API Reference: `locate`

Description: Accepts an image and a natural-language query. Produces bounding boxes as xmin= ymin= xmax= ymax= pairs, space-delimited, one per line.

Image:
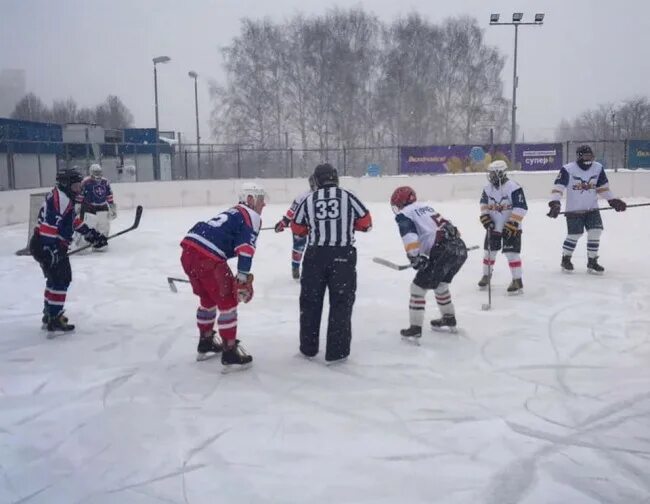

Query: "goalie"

xmin=76 ymin=163 xmax=116 ymax=250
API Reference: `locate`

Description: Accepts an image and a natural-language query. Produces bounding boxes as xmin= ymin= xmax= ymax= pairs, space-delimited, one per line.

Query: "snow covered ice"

xmin=1 ymin=199 xmax=649 ymax=504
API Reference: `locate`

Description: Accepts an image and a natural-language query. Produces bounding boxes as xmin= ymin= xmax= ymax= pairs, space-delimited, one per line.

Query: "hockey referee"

xmin=291 ymin=163 xmax=372 ymax=363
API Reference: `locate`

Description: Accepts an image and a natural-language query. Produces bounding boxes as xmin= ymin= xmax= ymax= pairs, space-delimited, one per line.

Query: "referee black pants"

xmin=299 ymin=246 xmax=357 ymax=361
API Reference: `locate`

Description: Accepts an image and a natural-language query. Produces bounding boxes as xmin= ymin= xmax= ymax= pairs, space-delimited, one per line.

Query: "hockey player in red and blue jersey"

xmin=180 ymin=182 xmax=266 ymax=369
xmin=274 ymin=175 xmax=316 ymax=279
xmin=77 ymin=163 xmax=116 ymax=250
xmin=29 ymin=169 xmax=108 ymax=335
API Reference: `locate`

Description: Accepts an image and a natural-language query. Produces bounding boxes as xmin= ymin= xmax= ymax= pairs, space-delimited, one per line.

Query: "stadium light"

xmin=152 ymin=56 xmax=171 ymax=180
xmin=188 ymin=71 xmax=201 ymax=168
xmin=488 ymin=15 xmax=544 ymax=169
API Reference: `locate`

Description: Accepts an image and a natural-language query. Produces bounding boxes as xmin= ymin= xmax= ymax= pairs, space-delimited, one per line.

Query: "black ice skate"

xmin=587 ymin=257 xmax=605 ymax=275
xmin=561 ymin=255 xmax=574 ymax=272
xmin=196 ymin=331 xmax=223 ymax=361
xmin=221 ymin=340 xmax=253 ymax=371
xmin=507 ymin=278 xmax=524 ymax=294
xmin=430 ymin=314 xmax=457 ymax=333
xmin=292 ymin=266 xmax=300 ymax=280
xmin=400 ymin=325 xmax=422 ymax=339
xmin=47 ymin=313 xmax=75 ymax=338
xmin=478 ymin=274 xmax=491 ymax=289
xmin=42 ymin=311 xmax=68 ymax=330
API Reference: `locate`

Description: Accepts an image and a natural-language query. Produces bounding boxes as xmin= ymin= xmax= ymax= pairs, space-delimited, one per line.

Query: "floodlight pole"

xmin=489 ymin=18 xmax=543 ymax=170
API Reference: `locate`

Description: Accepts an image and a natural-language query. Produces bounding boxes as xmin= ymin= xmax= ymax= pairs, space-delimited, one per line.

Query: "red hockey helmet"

xmin=390 ymin=186 xmax=417 ymax=214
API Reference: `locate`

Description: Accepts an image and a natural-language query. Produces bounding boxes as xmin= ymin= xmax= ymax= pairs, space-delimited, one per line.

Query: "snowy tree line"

xmin=556 ymin=97 xmax=650 ymax=141
xmin=10 ymin=94 xmax=133 ymax=130
xmin=210 ymin=9 xmax=510 ymax=150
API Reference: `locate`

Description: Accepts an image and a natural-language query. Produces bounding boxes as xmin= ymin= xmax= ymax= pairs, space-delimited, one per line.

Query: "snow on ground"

xmin=1 ymin=198 xmax=649 ymax=504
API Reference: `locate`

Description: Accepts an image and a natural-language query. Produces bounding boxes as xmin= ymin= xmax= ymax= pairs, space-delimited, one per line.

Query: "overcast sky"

xmin=2 ymin=0 xmax=648 ymax=143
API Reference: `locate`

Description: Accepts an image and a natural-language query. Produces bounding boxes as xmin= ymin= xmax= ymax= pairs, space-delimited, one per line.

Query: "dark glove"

xmin=42 ymin=244 xmax=61 ymax=268
xmin=479 ymin=214 xmax=494 ymax=230
xmin=275 ymin=217 xmax=289 ymax=233
xmin=608 ymin=198 xmax=626 ymax=212
xmin=85 ymin=228 xmax=108 ymax=248
xmin=409 ymin=254 xmax=429 ymax=271
xmin=547 ymin=201 xmax=561 ymax=218
xmin=503 ymin=220 xmax=520 ymax=239
xmin=236 ymin=272 xmax=254 ymax=303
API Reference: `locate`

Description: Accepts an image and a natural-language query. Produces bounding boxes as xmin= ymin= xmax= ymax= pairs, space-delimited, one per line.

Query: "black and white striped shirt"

xmin=294 ymin=187 xmax=370 ymax=247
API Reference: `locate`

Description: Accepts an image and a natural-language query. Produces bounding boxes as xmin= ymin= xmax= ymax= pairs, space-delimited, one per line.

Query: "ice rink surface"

xmin=1 ymin=198 xmax=649 ymax=504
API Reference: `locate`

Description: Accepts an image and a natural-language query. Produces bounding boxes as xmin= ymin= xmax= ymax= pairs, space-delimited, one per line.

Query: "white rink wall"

xmin=2 ymin=169 xmax=650 ymax=227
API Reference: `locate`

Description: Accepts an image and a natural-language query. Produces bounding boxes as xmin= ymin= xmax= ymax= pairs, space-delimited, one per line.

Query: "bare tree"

xmin=11 ymin=93 xmax=51 ymax=122
xmin=50 ymin=98 xmax=79 ymax=124
xmin=95 ymin=95 xmax=133 ymax=129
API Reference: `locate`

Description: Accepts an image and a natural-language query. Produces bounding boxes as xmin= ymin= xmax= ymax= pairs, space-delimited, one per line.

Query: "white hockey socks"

xmin=504 ymin=252 xmax=522 ymax=280
xmin=434 ymin=283 xmax=455 ymax=317
xmin=562 ymin=233 xmax=582 ymax=257
xmin=482 ymin=250 xmax=497 ymax=276
xmin=586 ymin=228 xmax=602 ymax=258
xmin=409 ymin=283 xmax=427 ymax=327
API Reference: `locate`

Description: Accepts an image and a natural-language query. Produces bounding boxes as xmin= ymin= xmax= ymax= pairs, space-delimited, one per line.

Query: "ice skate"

xmin=506 ymin=278 xmax=523 ymax=295
xmin=221 ymin=340 xmax=253 ymax=372
xmin=47 ymin=313 xmax=75 ymax=338
xmin=41 ymin=311 xmax=68 ymax=330
xmin=477 ymin=274 xmax=491 ymax=289
xmin=561 ymin=255 xmax=574 ymax=273
xmin=400 ymin=325 xmax=422 ymax=343
xmin=430 ymin=314 xmax=457 ymax=333
xmin=196 ymin=331 xmax=223 ymax=361
xmin=587 ymin=257 xmax=605 ymax=275
xmin=292 ymin=266 xmax=300 ymax=280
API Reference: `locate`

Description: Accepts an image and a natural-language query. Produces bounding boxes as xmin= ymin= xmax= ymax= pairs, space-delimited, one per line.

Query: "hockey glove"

xmin=547 ymin=201 xmax=561 ymax=218
xmin=85 ymin=229 xmax=108 ymax=248
xmin=479 ymin=214 xmax=494 ymax=230
xmin=236 ymin=273 xmax=254 ymax=303
xmin=503 ymin=220 xmax=520 ymax=239
xmin=275 ymin=217 xmax=290 ymax=233
xmin=608 ymin=198 xmax=627 ymax=212
xmin=409 ymin=254 xmax=429 ymax=271
xmin=109 ymin=203 xmax=118 ymax=220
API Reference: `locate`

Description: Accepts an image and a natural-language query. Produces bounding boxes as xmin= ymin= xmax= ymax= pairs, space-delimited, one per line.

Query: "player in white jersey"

xmin=478 ymin=160 xmax=528 ymax=293
xmin=274 ymin=175 xmax=316 ymax=279
xmin=547 ymin=144 xmax=627 ymax=273
xmin=391 ymin=186 xmax=468 ymax=339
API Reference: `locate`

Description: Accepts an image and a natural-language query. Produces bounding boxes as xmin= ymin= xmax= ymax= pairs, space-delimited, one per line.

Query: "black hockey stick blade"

xmin=167 ymin=276 xmax=190 ymax=293
xmin=69 ymin=205 xmax=144 ymax=256
xmin=372 ymin=257 xmax=411 ymax=271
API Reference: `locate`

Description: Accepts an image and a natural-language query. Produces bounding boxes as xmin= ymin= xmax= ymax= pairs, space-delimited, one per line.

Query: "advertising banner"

xmin=399 ymin=143 xmax=563 ymax=174
xmin=627 ymin=140 xmax=650 ymax=169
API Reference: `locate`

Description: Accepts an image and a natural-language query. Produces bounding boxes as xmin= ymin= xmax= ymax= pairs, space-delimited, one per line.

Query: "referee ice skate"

xmin=291 ymin=163 xmax=372 ymax=363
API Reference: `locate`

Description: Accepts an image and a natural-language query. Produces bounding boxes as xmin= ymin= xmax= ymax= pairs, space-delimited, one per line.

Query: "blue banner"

xmin=627 ymin=140 xmax=650 ymax=169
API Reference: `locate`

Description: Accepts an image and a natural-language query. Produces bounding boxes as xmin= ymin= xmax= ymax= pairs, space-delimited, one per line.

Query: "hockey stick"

xmin=482 ymin=230 xmax=492 ymax=311
xmin=558 ymin=202 xmax=650 ymax=215
xmin=167 ymin=276 xmax=190 ymax=293
xmin=373 ymin=245 xmax=480 ymax=271
xmin=68 ymin=205 xmax=143 ymax=256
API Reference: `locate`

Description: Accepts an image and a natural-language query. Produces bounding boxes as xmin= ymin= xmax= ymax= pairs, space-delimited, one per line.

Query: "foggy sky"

xmin=2 ymin=0 xmax=648 ymax=143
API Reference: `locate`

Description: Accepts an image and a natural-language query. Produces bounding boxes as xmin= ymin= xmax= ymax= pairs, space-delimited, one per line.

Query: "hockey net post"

xmin=15 ymin=192 xmax=50 ymax=256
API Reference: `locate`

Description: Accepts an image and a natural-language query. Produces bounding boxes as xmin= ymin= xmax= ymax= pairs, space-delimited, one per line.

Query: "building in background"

xmin=0 ymin=69 xmax=26 ymax=117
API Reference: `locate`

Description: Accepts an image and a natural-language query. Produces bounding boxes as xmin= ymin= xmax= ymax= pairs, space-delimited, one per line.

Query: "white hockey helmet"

xmin=238 ymin=182 xmax=268 ymax=211
xmin=89 ymin=163 xmax=103 ymax=178
xmin=487 ymin=160 xmax=508 ymax=186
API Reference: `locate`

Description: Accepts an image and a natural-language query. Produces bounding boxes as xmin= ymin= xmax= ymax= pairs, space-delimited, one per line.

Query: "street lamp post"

xmin=153 ymin=55 xmax=171 ymax=180
xmin=489 ymin=13 xmax=544 ymax=170
xmin=188 ymin=71 xmax=200 ymax=171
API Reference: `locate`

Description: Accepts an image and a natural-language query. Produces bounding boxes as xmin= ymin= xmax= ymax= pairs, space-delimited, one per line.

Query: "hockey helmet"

xmin=390 ymin=186 xmax=417 ymax=214
xmin=238 ymin=182 xmax=267 ymax=212
xmin=576 ymin=144 xmax=594 ymax=170
xmin=89 ymin=163 xmax=103 ymax=178
xmin=56 ymin=168 xmax=83 ymax=195
xmin=487 ymin=160 xmax=508 ymax=187
xmin=313 ymin=163 xmax=339 ymax=188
